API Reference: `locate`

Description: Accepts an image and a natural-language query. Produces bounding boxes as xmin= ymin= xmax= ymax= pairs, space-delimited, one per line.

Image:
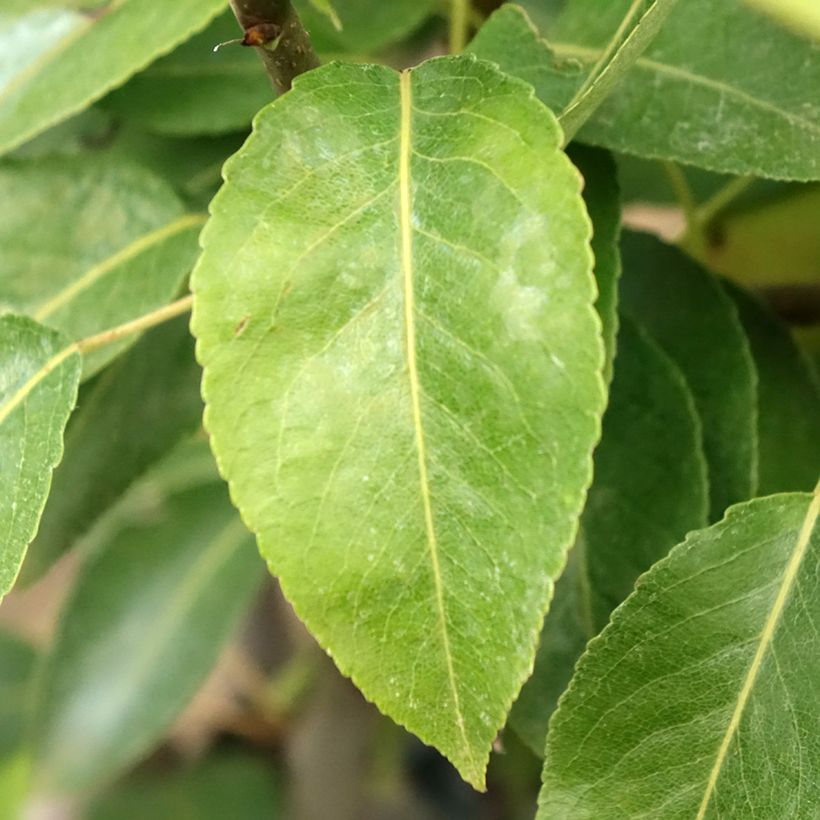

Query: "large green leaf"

xmin=619 ymin=231 xmax=757 ymax=519
xmin=0 ymin=315 xmax=80 ymax=600
xmin=19 ymin=315 xmax=204 ymax=586
xmin=469 ymin=3 xmax=820 ymax=180
xmin=539 ymin=490 xmax=820 ymax=818
xmin=294 ymin=0 xmax=437 ymax=53
xmin=31 ymin=483 xmax=263 ymax=795
xmin=103 ymin=12 xmax=274 ymax=137
xmin=192 ymin=56 xmax=605 ymax=787
xmin=726 ymin=283 xmax=820 ymax=495
xmin=510 ymin=317 xmax=708 ymax=754
xmin=0 ymin=0 xmax=227 ymax=157
xmin=568 ymin=145 xmax=621 ymax=384
xmin=0 ymin=157 xmax=203 ymax=377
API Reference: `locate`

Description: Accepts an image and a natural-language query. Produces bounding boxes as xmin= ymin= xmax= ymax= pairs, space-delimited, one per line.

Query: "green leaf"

xmin=469 ymin=3 xmax=820 ymax=180
xmin=19 ymin=315 xmax=204 ymax=586
xmin=294 ymin=0 xmax=437 ymax=53
xmin=0 ymin=157 xmax=203 ymax=377
xmin=88 ymin=754 xmax=280 ymax=820
xmin=307 ymin=0 xmax=342 ymax=31
xmin=539 ymin=490 xmax=820 ymax=819
xmin=725 ymin=283 xmax=820 ymax=495
xmin=510 ymin=317 xmax=708 ymax=754
xmin=32 ymin=483 xmax=263 ymax=795
xmin=568 ymin=145 xmax=621 ymax=384
xmin=619 ymin=231 xmax=757 ymax=519
xmin=103 ymin=12 xmax=275 ymax=137
xmin=192 ymin=56 xmax=605 ymax=788
xmin=744 ymin=0 xmax=820 ymax=41
xmin=0 ymin=0 xmax=227 ymax=157
xmin=0 ymin=315 xmax=80 ymax=600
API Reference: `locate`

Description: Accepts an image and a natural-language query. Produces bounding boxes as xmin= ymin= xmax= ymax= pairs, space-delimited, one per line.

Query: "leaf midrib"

xmin=696 ymin=486 xmax=820 ymax=818
xmin=398 ymin=69 xmax=474 ymax=775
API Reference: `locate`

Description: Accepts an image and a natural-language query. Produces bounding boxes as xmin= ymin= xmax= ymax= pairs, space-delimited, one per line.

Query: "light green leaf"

xmin=568 ymin=145 xmax=621 ymax=384
xmin=88 ymin=753 xmax=281 ymax=820
xmin=619 ymin=231 xmax=757 ymax=519
xmin=469 ymin=3 xmax=820 ymax=180
xmin=103 ymin=12 xmax=274 ymax=137
xmin=294 ymin=0 xmax=437 ymax=53
xmin=32 ymin=483 xmax=263 ymax=795
xmin=192 ymin=56 xmax=605 ymax=788
xmin=539 ymin=490 xmax=820 ymax=819
xmin=510 ymin=317 xmax=708 ymax=754
xmin=0 ymin=157 xmax=203 ymax=377
xmin=0 ymin=315 xmax=80 ymax=600
xmin=744 ymin=0 xmax=820 ymax=41
xmin=19 ymin=315 xmax=204 ymax=587
xmin=0 ymin=0 xmax=227 ymax=157
xmin=726 ymin=282 xmax=820 ymax=495
xmin=307 ymin=0 xmax=342 ymax=31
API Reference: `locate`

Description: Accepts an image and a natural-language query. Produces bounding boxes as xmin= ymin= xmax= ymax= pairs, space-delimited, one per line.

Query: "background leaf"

xmin=0 ymin=315 xmax=80 ymax=599
xmin=509 ymin=317 xmax=708 ymax=754
xmin=469 ymin=3 xmax=820 ymax=180
xmin=103 ymin=12 xmax=275 ymax=138
xmin=31 ymin=483 xmax=263 ymax=796
xmin=0 ymin=0 xmax=227 ymax=157
xmin=19 ymin=315 xmax=204 ymax=586
xmin=539 ymin=491 xmax=820 ymax=819
xmin=744 ymin=0 xmax=820 ymax=41
xmin=192 ymin=56 xmax=605 ymax=788
xmin=619 ymin=230 xmax=757 ymax=519
xmin=0 ymin=157 xmax=203 ymax=377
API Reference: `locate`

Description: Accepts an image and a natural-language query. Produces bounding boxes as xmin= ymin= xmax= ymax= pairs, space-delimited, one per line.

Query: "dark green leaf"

xmin=510 ymin=317 xmax=708 ymax=754
xmin=540 ymin=491 xmax=820 ymax=818
xmin=192 ymin=57 xmax=605 ymax=787
xmin=32 ymin=483 xmax=263 ymax=795
xmin=0 ymin=315 xmax=80 ymax=599
xmin=619 ymin=231 xmax=757 ymax=519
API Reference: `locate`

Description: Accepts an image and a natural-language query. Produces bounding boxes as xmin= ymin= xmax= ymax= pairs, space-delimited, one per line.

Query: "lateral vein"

xmin=398 ymin=70 xmax=473 ymax=772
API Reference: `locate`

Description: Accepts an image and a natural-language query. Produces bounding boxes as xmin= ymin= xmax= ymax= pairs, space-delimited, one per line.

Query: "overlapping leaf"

xmin=32 ymin=483 xmax=263 ymax=795
xmin=0 ymin=315 xmax=80 ymax=600
xmin=510 ymin=317 xmax=708 ymax=753
xmin=540 ymin=490 xmax=820 ymax=818
xmin=469 ymin=3 xmax=820 ymax=179
xmin=0 ymin=0 xmax=227 ymax=156
xmin=0 ymin=157 xmax=202 ymax=376
xmin=619 ymin=231 xmax=757 ymax=519
xmin=192 ymin=56 xmax=605 ymax=787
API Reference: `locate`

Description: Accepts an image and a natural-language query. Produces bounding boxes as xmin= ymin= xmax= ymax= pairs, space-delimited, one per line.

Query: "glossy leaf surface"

xmin=469 ymin=3 xmax=820 ymax=179
xmin=0 ymin=0 xmax=227 ymax=157
xmin=20 ymin=316 xmax=204 ymax=586
xmin=0 ymin=157 xmax=203 ymax=377
xmin=619 ymin=231 xmax=757 ymax=519
xmin=103 ymin=12 xmax=275 ymax=137
xmin=0 ymin=315 xmax=80 ymax=599
xmin=32 ymin=483 xmax=263 ymax=795
xmin=192 ymin=56 xmax=605 ymax=787
xmin=510 ymin=317 xmax=708 ymax=753
xmin=540 ymin=491 xmax=820 ymax=818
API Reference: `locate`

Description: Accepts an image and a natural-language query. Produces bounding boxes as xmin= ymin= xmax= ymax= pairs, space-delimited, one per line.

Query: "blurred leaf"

xmin=0 ymin=0 xmax=227 ymax=156
xmin=0 ymin=316 xmax=80 ymax=600
xmin=510 ymin=317 xmax=708 ymax=754
xmin=569 ymin=145 xmax=621 ymax=384
xmin=192 ymin=57 xmax=605 ymax=788
xmin=88 ymin=754 xmax=280 ymax=820
xmin=619 ymin=230 xmax=757 ymax=519
xmin=32 ymin=484 xmax=264 ymax=795
xmin=307 ymin=0 xmax=342 ymax=31
xmin=0 ymin=156 xmax=203 ymax=377
xmin=470 ymin=3 xmax=820 ymax=179
xmin=744 ymin=0 xmax=820 ymax=41
xmin=0 ymin=631 xmax=36 ymax=759
xmin=294 ymin=0 xmax=438 ymax=53
xmin=20 ymin=316 xmax=204 ymax=586
xmin=540 ymin=491 xmax=820 ymax=818
xmin=726 ymin=283 xmax=820 ymax=494
xmin=103 ymin=12 xmax=274 ymax=137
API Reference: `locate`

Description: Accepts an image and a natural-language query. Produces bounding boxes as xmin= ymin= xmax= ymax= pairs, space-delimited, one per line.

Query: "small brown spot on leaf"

xmin=234 ymin=315 xmax=251 ymax=337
